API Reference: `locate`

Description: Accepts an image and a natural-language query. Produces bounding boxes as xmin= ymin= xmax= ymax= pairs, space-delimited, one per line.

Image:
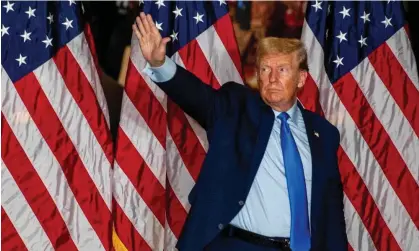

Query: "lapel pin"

xmin=314 ymin=131 xmax=319 ymax=138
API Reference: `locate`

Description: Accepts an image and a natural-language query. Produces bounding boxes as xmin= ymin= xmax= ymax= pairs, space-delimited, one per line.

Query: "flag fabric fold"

xmin=1 ymin=1 xmax=114 ymax=250
xmin=300 ymin=1 xmax=419 ymax=250
xmin=112 ymin=1 xmax=242 ymax=250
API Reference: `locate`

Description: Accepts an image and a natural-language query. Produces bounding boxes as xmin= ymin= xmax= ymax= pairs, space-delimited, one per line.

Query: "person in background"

xmin=133 ymin=12 xmax=348 ymax=251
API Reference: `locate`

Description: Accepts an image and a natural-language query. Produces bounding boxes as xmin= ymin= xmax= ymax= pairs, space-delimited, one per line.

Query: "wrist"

xmin=150 ymin=58 xmax=165 ymax=68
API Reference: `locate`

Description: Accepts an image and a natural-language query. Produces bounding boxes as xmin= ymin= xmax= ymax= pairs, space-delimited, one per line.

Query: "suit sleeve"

xmin=149 ymin=60 xmax=237 ymax=130
xmin=326 ymin=128 xmax=349 ymax=251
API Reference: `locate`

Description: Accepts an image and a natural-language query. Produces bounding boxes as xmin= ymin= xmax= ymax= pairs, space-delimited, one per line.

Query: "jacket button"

xmin=218 ymin=223 xmax=224 ymax=230
xmin=238 ymin=200 xmax=244 ymax=206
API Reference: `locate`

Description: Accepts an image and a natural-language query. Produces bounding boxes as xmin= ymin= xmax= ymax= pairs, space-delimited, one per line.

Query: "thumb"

xmin=159 ymin=37 xmax=171 ymax=49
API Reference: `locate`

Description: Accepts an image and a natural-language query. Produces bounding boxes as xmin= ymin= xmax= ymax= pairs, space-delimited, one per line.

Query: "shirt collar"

xmin=272 ymin=101 xmax=299 ymax=125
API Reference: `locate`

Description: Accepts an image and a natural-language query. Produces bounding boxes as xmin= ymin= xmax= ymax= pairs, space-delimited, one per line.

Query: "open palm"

xmin=132 ymin=13 xmax=171 ymax=67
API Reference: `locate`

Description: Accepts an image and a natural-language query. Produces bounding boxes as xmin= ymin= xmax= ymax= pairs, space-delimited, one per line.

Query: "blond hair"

xmin=256 ymin=37 xmax=309 ymax=72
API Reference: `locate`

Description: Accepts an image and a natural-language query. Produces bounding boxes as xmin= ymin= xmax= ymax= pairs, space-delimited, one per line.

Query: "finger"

xmin=135 ymin=16 xmax=147 ymax=38
xmin=132 ymin=23 xmax=142 ymax=40
xmin=140 ymin=12 xmax=151 ymax=33
xmin=158 ymin=37 xmax=171 ymax=51
xmin=132 ymin=23 xmax=146 ymax=46
xmin=161 ymin=37 xmax=171 ymax=46
xmin=147 ymin=14 xmax=160 ymax=35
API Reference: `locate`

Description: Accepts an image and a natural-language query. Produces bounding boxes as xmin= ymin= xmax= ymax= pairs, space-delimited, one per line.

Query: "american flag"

xmin=1 ymin=1 xmax=114 ymax=250
xmin=112 ymin=0 xmax=242 ymax=250
xmin=301 ymin=1 xmax=419 ymax=250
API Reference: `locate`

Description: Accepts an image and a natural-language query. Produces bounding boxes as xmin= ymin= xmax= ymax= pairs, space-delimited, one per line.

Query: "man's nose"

xmin=269 ymin=70 xmax=279 ymax=82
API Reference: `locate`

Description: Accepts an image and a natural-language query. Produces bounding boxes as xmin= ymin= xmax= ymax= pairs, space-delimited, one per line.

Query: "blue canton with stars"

xmin=141 ymin=0 xmax=229 ymax=57
xmin=1 ymin=0 xmax=84 ymax=82
xmin=306 ymin=0 xmax=406 ymax=83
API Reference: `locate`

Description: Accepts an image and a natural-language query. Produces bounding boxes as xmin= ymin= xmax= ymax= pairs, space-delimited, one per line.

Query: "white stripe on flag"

xmin=113 ymin=161 xmax=164 ymax=251
xmin=164 ymin=216 xmax=178 ymax=251
xmin=67 ymin=33 xmax=110 ymax=127
xmin=301 ymin=21 xmax=419 ymax=251
xmin=1 ymin=160 xmax=54 ymax=251
xmin=196 ymin=26 xmax=244 ymax=85
xmin=33 ymin=59 xmax=113 ymax=209
xmin=386 ymin=28 xmax=419 ymax=91
xmin=343 ymin=195 xmax=376 ymax=251
xmin=119 ymin=93 xmax=166 ymax=187
xmin=1 ymin=68 xmax=105 ymax=251
xmin=166 ymin=129 xmax=194 ymax=212
xmin=351 ymin=58 xmax=419 ymax=185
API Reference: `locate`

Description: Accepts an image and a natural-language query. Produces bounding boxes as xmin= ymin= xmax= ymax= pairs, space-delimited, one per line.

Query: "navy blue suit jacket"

xmin=155 ymin=65 xmax=348 ymax=251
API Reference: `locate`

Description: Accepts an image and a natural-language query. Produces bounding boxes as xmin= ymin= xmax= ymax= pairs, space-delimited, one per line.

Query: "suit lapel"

xmin=300 ymin=105 xmax=324 ymax=237
xmin=248 ymin=101 xmax=274 ymax=186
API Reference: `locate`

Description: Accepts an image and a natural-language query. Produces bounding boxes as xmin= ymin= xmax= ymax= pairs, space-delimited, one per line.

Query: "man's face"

xmin=258 ymin=52 xmax=307 ymax=111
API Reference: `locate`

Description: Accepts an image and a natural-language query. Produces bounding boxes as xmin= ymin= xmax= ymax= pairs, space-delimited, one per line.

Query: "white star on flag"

xmin=170 ymin=30 xmax=178 ymax=41
xmin=42 ymin=35 xmax=53 ymax=48
xmin=20 ymin=30 xmax=31 ymax=42
xmin=336 ymin=31 xmax=348 ymax=43
xmin=155 ymin=0 xmax=165 ymax=9
xmin=173 ymin=6 xmax=183 ymax=19
xmin=62 ymin=18 xmax=74 ymax=30
xmin=25 ymin=6 xmax=36 ymax=19
xmin=311 ymin=0 xmax=322 ymax=12
xmin=333 ymin=55 xmax=344 ymax=68
xmin=16 ymin=54 xmax=27 ymax=66
xmin=1 ymin=25 xmax=10 ymax=37
xmin=69 ymin=0 xmax=76 ymax=6
xmin=3 ymin=1 xmax=14 ymax=13
xmin=360 ymin=11 xmax=370 ymax=23
xmin=155 ymin=21 xmax=163 ymax=31
xmin=193 ymin=12 xmax=204 ymax=24
xmin=219 ymin=0 xmax=227 ymax=6
xmin=382 ymin=16 xmax=393 ymax=28
xmin=47 ymin=13 xmax=54 ymax=24
xmin=358 ymin=35 xmax=367 ymax=47
xmin=339 ymin=6 xmax=351 ymax=19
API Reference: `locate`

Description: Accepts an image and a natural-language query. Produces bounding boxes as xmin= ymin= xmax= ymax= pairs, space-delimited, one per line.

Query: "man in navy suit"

xmin=133 ymin=13 xmax=348 ymax=251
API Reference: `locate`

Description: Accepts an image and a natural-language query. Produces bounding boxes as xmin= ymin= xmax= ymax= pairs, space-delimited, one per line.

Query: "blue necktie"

xmin=278 ymin=112 xmax=311 ymax=251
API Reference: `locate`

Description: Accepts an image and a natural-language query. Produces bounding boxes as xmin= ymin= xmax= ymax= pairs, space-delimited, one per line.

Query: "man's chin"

xmin=265 ymin=98 xmax=285 ymax=107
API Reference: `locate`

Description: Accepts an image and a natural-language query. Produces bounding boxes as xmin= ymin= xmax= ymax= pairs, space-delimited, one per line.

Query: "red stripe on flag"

xmin=298 ymin=75 xmax=324 ymax=116
xmin=338 ymin=147 xmax=401 ymax=251
xmin=13 ymin=73 xmax=112 ymax=250
xmin=124 ymin=61 xmax=167 ymax=148
xmin=1 ymin=207 xmax=28 ymax=251
xmin=404 ymin=25 xmax=411 ymax=40
xmin=83 ymin=24 xmax=103 ymax=78
xmin=1 ymin=115 xmax=78 ymax=251
xmin=213 ymin=14 xmax=244 ymax=80
xmin=166 ymin=100 xmax=206 ymax=181
xmin=368 ymin=42 xmax=419 ymax=138
xmin=166 ymin=181 xmax=188 ymax=238
xmin=53 ymin=46 xmax=114 ymax=164
xmin=115 ymin=128 xmax=166 ymax=226
xmin=178 ymin=39 xmax=221 ymax=89
xmin=113 ymin=200 xmax=152 ymax=251
xmin=334 ymin=73 xmax=419 ymax=229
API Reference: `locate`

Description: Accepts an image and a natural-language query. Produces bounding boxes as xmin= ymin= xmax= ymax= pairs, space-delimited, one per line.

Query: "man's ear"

xmin=298 ymin=70 xmax=308 ymax=88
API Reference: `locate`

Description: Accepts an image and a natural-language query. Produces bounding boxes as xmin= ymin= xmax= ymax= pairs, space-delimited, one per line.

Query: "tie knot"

xmin=278 ymin=112 xmax=290 ymax=122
